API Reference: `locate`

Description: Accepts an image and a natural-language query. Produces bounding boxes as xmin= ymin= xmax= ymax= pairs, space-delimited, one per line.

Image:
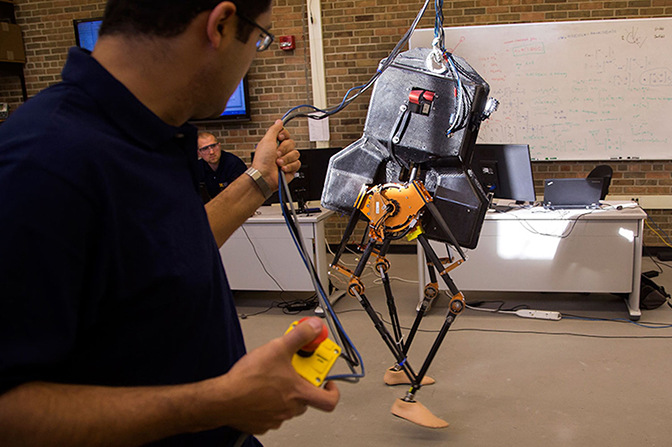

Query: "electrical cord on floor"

xmin=277 ymin=294 xmax=318 ymax=314
xmin=643 ymin=246 xmax=666 ymax=275
xmin=466 ymin=300 xmax=530 ymax=314
xmin=463 ymin=296 xmax=672 ymax=330
xmin=237 ymin=294 xmax=318 ymax=319
xmin=561 ymin=313 xmax=672 ymax=329
xmin=334 ymin=306 xmax=672 ymax=339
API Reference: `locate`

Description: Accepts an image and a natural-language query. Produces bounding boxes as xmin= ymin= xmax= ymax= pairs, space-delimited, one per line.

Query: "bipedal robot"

xmin=320 ymin=45 xmax=499 ymax=428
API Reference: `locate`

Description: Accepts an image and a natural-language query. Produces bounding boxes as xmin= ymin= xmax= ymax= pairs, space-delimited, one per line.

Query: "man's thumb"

xmin=263 ymin=119 xmax=284 ymax=140
xmin=282 ymin=317 xmax=326 ymax=354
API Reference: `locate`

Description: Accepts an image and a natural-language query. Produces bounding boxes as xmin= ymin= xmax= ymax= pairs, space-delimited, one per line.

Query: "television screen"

xmin=73 ymin=18 xmax=251 ymax=123
xmin=73 ymin=18 xmax=101 ymax=51
xmin=470 ymin=143 xmax=536 ymax=203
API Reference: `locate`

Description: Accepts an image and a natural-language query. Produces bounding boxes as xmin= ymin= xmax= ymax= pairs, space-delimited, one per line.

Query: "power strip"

xmin=515 ymin=309 xmax=562 ymax=321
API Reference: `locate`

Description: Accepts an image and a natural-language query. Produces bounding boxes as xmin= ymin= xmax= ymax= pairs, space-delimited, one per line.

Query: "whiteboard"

xmin=410 ymin=18 xmax=672 ymax=160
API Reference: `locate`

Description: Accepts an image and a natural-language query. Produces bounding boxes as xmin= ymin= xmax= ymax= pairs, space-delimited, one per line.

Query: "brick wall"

xmin=0 ymin=0 xmax=107 ymax=109
xmin=2 ymin=0 xmax=672 ymax=249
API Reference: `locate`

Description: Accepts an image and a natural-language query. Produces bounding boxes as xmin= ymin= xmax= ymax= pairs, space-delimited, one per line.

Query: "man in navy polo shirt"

xmin=0 ymin=0 xmax=339 ymax=446
xmin=197 ymin=132 xmax=247 ymax=201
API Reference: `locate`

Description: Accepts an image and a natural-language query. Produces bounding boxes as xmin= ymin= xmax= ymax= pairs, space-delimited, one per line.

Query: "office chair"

xmin=587 ymin=165 xmax=612 ymax=200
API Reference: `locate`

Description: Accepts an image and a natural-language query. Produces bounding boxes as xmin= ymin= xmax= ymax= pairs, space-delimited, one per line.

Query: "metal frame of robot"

xmin=328 ymin=165 xmax=473 ymax=406
xmin=323 ymin=47 xmax=497 ymax=414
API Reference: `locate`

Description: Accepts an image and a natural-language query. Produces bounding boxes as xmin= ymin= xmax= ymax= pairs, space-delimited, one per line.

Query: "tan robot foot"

xmin=390 ymin=398 xmax=449 ymax=428
xmin=383 ymin=367 xmax=436 ymax=386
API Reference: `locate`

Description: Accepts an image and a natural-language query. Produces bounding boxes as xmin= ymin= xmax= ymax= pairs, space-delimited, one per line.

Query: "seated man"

xmin=198 ymin=131 xmax=247 ymax=201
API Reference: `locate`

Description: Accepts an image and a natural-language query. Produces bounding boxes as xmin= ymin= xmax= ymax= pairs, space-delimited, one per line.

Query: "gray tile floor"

xmin=235 ymin=253 xmax=672 ymax=447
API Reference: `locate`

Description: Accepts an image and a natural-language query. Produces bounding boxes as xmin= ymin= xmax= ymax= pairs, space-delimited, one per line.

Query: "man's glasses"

xmin=236 ymin=13 xmax=275 ymax=52
xmin=198 ymin=142 xmax=219 ymax=153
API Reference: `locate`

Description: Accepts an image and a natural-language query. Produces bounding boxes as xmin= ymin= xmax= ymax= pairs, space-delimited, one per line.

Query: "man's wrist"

xmin=245 ymin=167 xmax=273 ymax=200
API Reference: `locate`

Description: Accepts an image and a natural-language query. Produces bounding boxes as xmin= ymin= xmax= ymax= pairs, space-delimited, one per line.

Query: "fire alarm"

xmin=279 ymin=35 xmax=295 ymax=51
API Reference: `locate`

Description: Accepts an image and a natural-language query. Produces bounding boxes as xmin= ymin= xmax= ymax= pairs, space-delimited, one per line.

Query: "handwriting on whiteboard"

xmin=410 ymin=18 xmax=672 ymax=160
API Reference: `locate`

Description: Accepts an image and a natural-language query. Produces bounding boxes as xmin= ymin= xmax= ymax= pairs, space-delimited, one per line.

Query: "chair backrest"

xmin=587 ymin=165 xmax=613 ymax=200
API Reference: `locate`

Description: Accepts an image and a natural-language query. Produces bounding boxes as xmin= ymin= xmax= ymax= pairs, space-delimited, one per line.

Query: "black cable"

xmin=466 ymin=300 xmax=530 ymax=312
xmin=278 ymin=172 xmax=363 ymax=375
xmin=643 ymin=239 xmax=672 ymax=272
xmin=643 ymin=245 xmax=665 ymax=275
xmin=561 ymin=312 xmax=672 ymax=327
xmin=276 ymin=294 xmax=319 ymax=314
xmin=658 ymin=260 xmax=672 ymax=270
xmin=281 ymin=0 xmax=432 ymax=125
xmin=238 ymin=302 xmax=275 ymax=319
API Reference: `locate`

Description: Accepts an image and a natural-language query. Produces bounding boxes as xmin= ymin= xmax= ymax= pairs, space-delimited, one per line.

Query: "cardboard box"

xmin=0 ymin=22 xmax=26 ymax=63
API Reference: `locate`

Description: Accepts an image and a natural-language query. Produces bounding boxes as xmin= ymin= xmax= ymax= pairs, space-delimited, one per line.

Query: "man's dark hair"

xmin=99 ymin=0 xmax=272 ymax=41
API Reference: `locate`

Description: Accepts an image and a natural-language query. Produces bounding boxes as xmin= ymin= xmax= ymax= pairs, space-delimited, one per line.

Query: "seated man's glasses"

xmin=198 ymin=142 xmax=219 ymax=153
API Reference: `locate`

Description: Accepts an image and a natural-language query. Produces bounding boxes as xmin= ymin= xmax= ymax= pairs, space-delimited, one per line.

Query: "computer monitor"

xmin=470 ymin=143 xmax=536 ymax=203
xmin=73 ymin=18 xmax=251 ymax=123
xmin=254 ymin=147 xmax=342 ymax=211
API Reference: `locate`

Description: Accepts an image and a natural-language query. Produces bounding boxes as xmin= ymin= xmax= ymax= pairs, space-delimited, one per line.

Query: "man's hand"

xmin=0 ymin=318 xmax=340 ymax=445
xmin=203 ymin=317 xmax=340 ymax=434
xmin=251 ymin=120 xmax=301 ymax=191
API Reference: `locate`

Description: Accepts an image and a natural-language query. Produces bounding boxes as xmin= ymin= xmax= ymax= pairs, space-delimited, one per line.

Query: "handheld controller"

xmin=285 ymin=317 xmax=341 ymax=386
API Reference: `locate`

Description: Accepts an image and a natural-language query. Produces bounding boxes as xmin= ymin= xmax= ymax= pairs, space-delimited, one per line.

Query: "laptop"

xmin=543 ymin=178 xmax=604 ymax=210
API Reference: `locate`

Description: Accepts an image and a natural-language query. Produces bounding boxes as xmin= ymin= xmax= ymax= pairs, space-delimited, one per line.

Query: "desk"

xmin=220 ymin=206 xmax=334 ymax=291
xmin=417 ymin=203 xmax=647 ymax=320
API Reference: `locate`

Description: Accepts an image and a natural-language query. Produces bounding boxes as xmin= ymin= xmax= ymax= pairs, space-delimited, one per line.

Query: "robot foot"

xmin=390 ymin=398 xmax=449 ymax=429
xmin=384 ymin=367 xmax=435 ymax=386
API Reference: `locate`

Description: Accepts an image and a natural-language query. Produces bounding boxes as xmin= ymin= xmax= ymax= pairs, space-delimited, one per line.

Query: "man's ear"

xmin=206 ymin=1 xmax=237 ymax=49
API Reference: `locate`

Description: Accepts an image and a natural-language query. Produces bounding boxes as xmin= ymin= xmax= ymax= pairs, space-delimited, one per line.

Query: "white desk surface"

xmin=485 ymin=200 xmax=646 ymax=221
xmin=245 ymin=203 xmax=334 ymax=224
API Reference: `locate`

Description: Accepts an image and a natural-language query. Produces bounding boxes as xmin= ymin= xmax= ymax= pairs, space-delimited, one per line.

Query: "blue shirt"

xmin=0 ymin=47 xmax=258 ymax=447
xmin=198 ymin=153 xmax=247 ymax=200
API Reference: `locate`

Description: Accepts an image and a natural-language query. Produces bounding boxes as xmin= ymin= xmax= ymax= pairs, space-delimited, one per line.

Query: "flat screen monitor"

xmin=470 ymin=143 xmax=536 ymax=203
xmin=253 ymin=147 xmax=342 ymax=208
xmin=73 ymin=18 xmax=251 ymax=123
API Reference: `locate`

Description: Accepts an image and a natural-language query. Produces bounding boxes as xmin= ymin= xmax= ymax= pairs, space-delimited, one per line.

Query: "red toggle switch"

xmin=408 ymin=89 xmax=435 ymax=116
xmin=409 ymin=89 xmax=424 ymax=105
